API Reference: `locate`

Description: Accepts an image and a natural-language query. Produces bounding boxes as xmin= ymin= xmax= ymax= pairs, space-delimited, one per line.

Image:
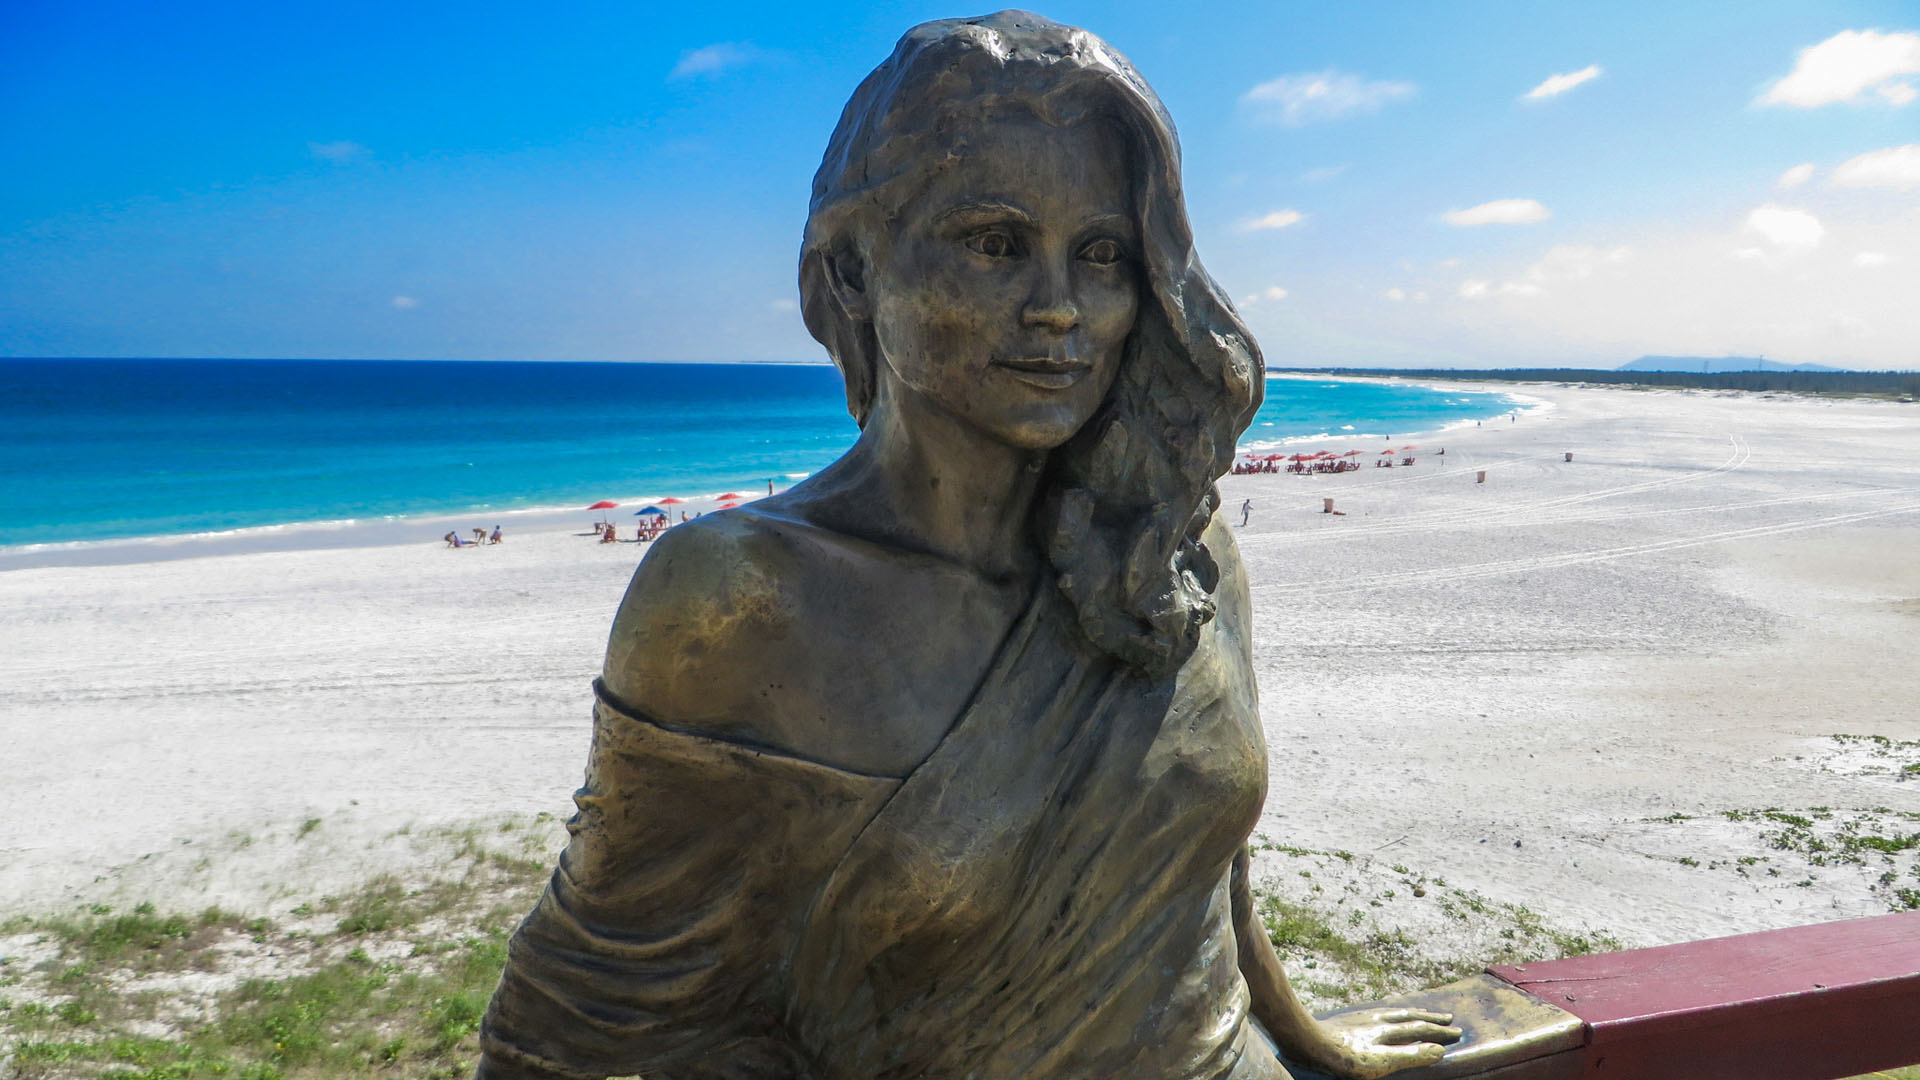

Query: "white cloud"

xmin=1526 ymin=244 xmax=1632 ymax=282
xmin=1831 ymin=144 xmax=1920 ymax=189
xmin=1461 ymin=279 xmax=1545 ymax=299
xmin=769 ymin=298 xmax=798 ymax=312
xmin=391 ymin=296 xmax=419 ymax=309
xmin=1524 ymin=64 xmax=1603 ymax=100
xmin=1413 ymin=290 xmax=1430 ymax=302
xmin=1854 ymin=251 xmax=1892 ymax=267
xmin=1301 ymin=164 xmax=1349 ymax=182
xmin=1242 ymin=70 xmax=1416 ymax=125
xmin=1240 ymin=286 xmax=1290 ymax=305
xmin=670 ymin=42 xmax=757 ymax=80
xmin=1758 ymin=29 xmax=1920 ymax=108
xmin=1777 ymin=163 xmax=1815 ymax=188
xmin=308 ymin=140 xmax=368 ymax=163
xmin=1425 ymin=210 xmax=1920 ymax=369
xmin=1384 ymin=287 xmax=1407 ymax=301
xmin=1443 ymin=198 xmax=1551 ymax=226
xmin=1745 ymin=204 xmax=1825 ymax=250
xmin=1238 ymin=209 xmax=1305 ymax=232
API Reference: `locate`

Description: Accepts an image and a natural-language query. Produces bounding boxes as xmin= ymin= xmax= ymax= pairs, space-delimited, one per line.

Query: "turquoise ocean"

xmin=0 ymin=359 xmax=1520 ymax=551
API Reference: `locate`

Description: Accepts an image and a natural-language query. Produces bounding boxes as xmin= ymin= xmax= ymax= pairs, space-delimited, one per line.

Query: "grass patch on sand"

xmin=0 ymin=819 xmax=556 ymax=1079
xmin=1247 ymin=840 xmax=1622 ymax=1007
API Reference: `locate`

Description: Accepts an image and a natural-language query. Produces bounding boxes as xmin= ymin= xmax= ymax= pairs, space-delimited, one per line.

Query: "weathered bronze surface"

xmin=476 ymin=11 xmax=1462 ymax=1079
xmin=1285 ymin=975 xmax=1585 ymax=1080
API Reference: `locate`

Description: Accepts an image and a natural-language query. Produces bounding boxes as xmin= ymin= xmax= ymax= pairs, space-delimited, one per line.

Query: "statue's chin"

xmin=982 ymin=409 xmax=1094 ymax=453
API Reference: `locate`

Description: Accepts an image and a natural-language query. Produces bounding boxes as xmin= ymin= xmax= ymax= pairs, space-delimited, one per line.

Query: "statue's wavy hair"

xmin=799 ymin=10 xmax=1265 ymax=677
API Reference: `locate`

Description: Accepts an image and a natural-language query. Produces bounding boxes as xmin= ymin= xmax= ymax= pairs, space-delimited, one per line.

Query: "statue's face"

xmin=866 ymin=111 xmax=1137 ymax=451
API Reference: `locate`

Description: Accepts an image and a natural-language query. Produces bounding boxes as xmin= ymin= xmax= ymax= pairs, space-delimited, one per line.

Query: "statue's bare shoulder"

xmin=600 ymin=508 xmax=1006 ymax=775
xmin=601 ymin=511 xmax=815 ymax=753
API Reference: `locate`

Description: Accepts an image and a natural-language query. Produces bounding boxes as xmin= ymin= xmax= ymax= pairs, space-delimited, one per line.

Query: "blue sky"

xmin=4 ymin=1 xmax=1917 ymax=368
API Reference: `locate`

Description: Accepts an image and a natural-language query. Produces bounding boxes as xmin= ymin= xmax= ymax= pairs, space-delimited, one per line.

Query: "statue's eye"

xmin=1080 ymin=238 xmax=1123 ymax=266
xmin=965 ymin=230 xmax=1018 ymax=258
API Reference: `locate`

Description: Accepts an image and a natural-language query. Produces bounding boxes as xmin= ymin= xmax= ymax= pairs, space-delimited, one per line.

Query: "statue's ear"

xmin=824 ymin=245 xmax=871 ymax=321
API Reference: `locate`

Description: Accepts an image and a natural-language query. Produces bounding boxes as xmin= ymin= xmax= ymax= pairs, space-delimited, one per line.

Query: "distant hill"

xmin=1620 ymin=355 xmax=1846 ymax=374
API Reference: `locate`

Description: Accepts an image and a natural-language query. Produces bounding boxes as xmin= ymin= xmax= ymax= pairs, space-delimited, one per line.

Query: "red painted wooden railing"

xmin=1486 ymin=910 xmax=1920 ymax=1080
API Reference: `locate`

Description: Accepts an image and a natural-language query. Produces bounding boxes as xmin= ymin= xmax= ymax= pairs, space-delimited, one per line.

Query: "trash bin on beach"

xmin=1476 ymin=470 xmax=1486 ymax=484
xmin=1323 ymin=498 xmax=1335 ymax=514
xmin=1565 ymin=451 xmax=1573 ymax=462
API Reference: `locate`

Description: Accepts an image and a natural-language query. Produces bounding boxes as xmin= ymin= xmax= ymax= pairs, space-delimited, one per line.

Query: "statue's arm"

xmin=476 ymin=525 xmax=814 ymax=1080
xmin=1233 ymin=850 xmax=1461 ymax=1079
xmin=1210 ymin=515 xmax=1460 ymax=1079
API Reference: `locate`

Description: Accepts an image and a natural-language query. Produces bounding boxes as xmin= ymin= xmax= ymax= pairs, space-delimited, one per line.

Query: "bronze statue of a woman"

xmin=478 ymin=12 xmax=1460 ymax=1079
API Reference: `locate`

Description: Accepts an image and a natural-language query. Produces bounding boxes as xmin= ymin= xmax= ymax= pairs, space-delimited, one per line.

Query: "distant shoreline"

xmin=1274 ymin=366 xmax=1920 ymax=399
xmin=0 ymin=364 xmax=1516 ymax=567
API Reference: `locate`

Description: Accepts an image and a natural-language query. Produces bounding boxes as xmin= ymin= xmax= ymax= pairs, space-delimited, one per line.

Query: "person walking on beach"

xmin=1240 ymin=498 xmax=1252 ymax=527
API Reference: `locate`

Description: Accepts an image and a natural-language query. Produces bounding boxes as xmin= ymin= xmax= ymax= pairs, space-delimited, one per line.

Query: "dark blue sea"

xmin=0 ymin=359 xmax=1520 ymax=549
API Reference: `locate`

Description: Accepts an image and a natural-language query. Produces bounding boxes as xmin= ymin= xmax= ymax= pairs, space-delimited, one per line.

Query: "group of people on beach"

xmin=445 ymin=527 xmax=502 ymax=548
xmin=595 ymin=512 xmax=691 ymax=545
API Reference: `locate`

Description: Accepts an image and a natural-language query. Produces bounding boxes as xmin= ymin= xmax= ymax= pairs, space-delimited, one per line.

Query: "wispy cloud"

xmin=1526 ymin=244 xmax=1632 ymax=283
xmin=1757 ymin=29 xmax=1920 ymax=107
xmin=1239 ymin=285 xmax=1290 ymax=305
xmin=1459 ymin=278 xmax=1547 ymax=300
xmin=1443 ymin=198 xmax=1551 ymax=226
xmin=1301 ymin=164 xmax=1349 ymax=183
xmin=1831 ymin=144 xmax=1920 ymax=189
xmin=308 ymin=140 xmax=368 ymax=163
xmin=1744 ymin=204 xmax=1824 ymax=251
xmin=1237 ymin=209 xmax=1305 ymax=232
xmin=1777 ymin=163 xmax=1815 ymax=188
xmin=769 ymin=298 xmax=798 ymax=312
xmin=670 ymin=42 xmax=758 ymax=80
xmin=1384 ymin=287 xmax=1406 ymax=301
xmin=391 ymin=296 xmax=419 ymax=309
xmin=1854 ymin=251 xmax=1893 ymax=267
xmin=1523 ymin=64 xmax=1603 ymax=100
xmin=1241 ymin=70 xmax=1416 ymax=125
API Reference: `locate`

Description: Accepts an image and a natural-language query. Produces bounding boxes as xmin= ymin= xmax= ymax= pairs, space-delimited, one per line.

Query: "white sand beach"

xmin=4 ymin=379 xmax=1918 ymax=956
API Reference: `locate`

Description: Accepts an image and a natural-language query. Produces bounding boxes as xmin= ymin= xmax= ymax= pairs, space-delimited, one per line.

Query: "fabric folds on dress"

xmin=481 ymin=555 xmax=1286 ymax=1080
xmin=479 ymin=684 xmax=900 ymax=1079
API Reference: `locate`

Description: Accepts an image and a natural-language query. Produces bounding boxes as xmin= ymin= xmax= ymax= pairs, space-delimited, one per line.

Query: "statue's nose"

xmin=1022 ymin=264 xmax=1080 ymax=332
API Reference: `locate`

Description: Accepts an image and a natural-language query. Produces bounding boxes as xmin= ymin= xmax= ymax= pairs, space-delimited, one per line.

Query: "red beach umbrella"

xmin=1380 ymin=449 xmax=1396 ymax=455
xmin=718 ymin=502 xmax=739 ymax=509
xmin=586 ymin=500 xmax=617 ymax=510
xmin=657 ymin=496 xmax=684 ymax=505
xmin=1344 ymin=450 xmax=1363 ymax=457
xmin=1402 ymin=445 xmax=1417 ymax=451
xmin=716 ymin=492 xmax=749 ymax=501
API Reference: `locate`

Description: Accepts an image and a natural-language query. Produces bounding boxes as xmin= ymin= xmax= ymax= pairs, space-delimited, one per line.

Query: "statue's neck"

xmin=820 ymin=381 xmax=1045 ymax=582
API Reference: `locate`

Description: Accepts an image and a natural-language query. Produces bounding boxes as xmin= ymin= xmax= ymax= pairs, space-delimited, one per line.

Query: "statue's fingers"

xmin=1378 ymin=1008 xmax=1453 ymax=1025
xmin=1376 ymin=1021 xmax=1465 ymax=1046
xmin=1386 ymin=1040 xmax=1450 ymax=1065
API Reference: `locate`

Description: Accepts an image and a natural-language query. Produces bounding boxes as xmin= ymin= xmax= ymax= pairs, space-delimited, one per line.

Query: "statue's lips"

xmin=992 ymin=357 xmax=1091 ymax=390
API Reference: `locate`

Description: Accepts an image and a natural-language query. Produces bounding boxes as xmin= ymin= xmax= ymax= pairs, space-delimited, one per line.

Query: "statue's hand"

xmin=1301 ymin=1008 xmax=1462 ymax=1080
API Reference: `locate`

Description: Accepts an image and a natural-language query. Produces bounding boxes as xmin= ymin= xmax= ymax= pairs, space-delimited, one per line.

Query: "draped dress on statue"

xmin=479 ymin=516 xmax=1292 ymax=1080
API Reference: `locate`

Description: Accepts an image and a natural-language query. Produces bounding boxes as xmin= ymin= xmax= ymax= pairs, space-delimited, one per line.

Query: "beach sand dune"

xmin=3 ymin=381 xmax=1917 ymax=956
